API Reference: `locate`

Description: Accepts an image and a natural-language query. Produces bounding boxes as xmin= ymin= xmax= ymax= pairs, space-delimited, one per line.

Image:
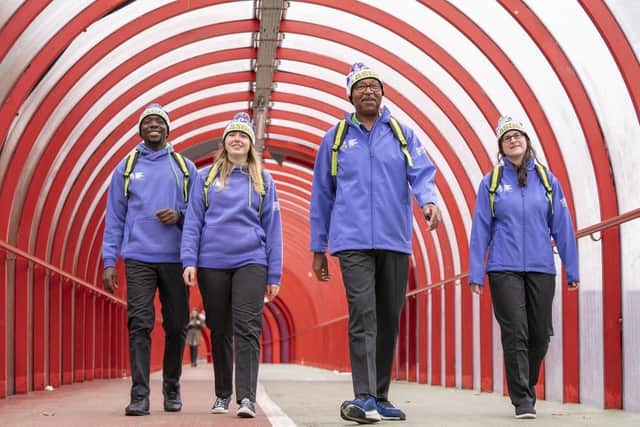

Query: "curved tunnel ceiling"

xmin=1 ymin=1 xmax=639 ymax=349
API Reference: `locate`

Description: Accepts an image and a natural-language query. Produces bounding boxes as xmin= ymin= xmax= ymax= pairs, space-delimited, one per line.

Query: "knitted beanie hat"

xmin=345 ymin=62 xmax=384 ymax=98
xmin=138 ymin=103 xmax=170 ymax=136
xmin=495 ymin=115 xmax=527 ymax=142
xmin=223 ymin=112 xmax=256 ymax=145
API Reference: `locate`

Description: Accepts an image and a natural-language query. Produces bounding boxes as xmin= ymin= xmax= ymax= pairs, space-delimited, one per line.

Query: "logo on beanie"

xmin=223 ymin=112 xmax=256 ymax=144
xmin=346 ymin=62 xmax=383 ymax=97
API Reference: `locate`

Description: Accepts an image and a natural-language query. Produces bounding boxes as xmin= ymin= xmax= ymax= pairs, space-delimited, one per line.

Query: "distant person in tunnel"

xmin=186 ymin=307 xmax=205 ymax=367
xmin=468 ymin=116 xmax=580 ymax=420
xmin=310 ymin=63 xmax=441 ymax=424
xmin=102 ymin=103 xmax=197 ymax=416
xmin=181 ymin=112 xmax=283 ymax=419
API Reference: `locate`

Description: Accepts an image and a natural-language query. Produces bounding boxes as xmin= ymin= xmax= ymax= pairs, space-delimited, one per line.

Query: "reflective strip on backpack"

xmin=535 ymin=163 xmax=554 ymax=216
xmin=330 ymin=120 xmax=348 ymax=176
xmin=123 ymin=151 xmax=141 ymax=198
xmin=388 ymin=117 xmax=413 ymax=168
xmin=171 ymin=151 xmax=190 ymax=203
xmin=488 ymin=165 xmax=503 ymax=218
xmin=203 ymin=163 xmax=221 ymax=208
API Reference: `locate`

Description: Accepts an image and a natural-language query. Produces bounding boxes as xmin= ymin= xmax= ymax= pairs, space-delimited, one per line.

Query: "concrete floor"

xmin=0 ymin=363 xmax=638 ymax=426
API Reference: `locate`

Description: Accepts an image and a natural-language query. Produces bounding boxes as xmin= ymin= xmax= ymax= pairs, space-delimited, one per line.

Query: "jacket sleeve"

xmin=309 ymin=129 xmax=337 ymax=252
xmin=549 ymin=175 xmax=580 ymax=283
xmin=404 ymin=125 xmax=438 ymax=207
xmin=468 ymin=177 xmax=493 ymax=285
xmin=261 ymin=172 xmax=283 ymax=285
xmin=102 ymin=164 xmax=127 ymax=268
xmin=180 ymin=171 xmax=206 ymax=268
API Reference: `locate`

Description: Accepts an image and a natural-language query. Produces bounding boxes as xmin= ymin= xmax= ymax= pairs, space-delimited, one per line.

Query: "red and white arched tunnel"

xmin=0 ymin=0 xmax=638 ymax=411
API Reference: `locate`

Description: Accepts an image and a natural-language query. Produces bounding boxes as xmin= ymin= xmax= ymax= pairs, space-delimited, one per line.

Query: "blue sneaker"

xmin=340 ymin=395 xmax=381 ymax=424
xmin=376 ymin=399 xmax=407 ymax=420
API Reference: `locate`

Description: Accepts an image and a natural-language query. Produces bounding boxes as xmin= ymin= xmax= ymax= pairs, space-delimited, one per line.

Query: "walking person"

xmin=186 ymin=308 xmax=205 ymax=367
xmin=102 ymin=103 xmax=197 ymax=415
xmin=310 ymin=63 xmax=441 ymax=424
xmin=468 ymin=116 xmax=580 ymax=419
xmin=181 ymin=112 xmax=283 ymax=418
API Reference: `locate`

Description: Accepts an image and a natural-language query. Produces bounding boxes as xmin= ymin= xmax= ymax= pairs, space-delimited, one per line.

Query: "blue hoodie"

xmin=181 ymin=165 xmax=283 ymax=285
xmin=102 ymin=143 xmax=197 ymax=267
xmin=468 ymin=158 xmax=580 ymax=284
xmin=310 ymin=106 xmax=438 ymax=255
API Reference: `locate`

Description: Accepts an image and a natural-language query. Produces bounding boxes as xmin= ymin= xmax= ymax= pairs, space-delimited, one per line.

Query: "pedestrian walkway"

xmin=0 ymin=364 xmax=638 ymax=426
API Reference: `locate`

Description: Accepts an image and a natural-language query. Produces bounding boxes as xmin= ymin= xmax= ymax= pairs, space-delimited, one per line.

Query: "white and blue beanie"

xmin=345 ymin=62 xmax=384 ymax=99
xmin=223 ymin=112 xmax=256 ymax=144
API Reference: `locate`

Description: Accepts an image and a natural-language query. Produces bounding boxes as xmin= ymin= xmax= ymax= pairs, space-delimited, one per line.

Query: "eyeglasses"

xmin=501 ymin=131 xmax=524 ymax=143
xmin=353 ymin=83 xmax=382 ymax=93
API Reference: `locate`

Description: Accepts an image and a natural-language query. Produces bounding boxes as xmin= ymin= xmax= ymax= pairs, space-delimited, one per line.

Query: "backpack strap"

xmin=123 ymin=150 xmax=141 ymax=198
xmin=203 ymin=163 xmax=221 ymax=208
xmin=534 ymin=163 xmax=554 ymax=215
xmin=257 ymin=171 xmax=267 ymax=221
xmin=488 ymin=165 xmax=503 ymax=218
xmin=388 ymin=116 xmax=413 ymax=168
xmin=171 ymin=151 xmax=190 ymax=203
xmin=330 ymin=120 xmax=349 ymax=176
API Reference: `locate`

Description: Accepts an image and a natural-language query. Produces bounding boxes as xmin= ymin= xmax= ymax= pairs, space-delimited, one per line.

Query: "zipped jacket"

xmin=469 ymin=158 xmax=580 ymax=284
xmin=310 ymin=106 xmax=438 ymax=255
xmin=181 ymin=166 xmax=283 ymax=285
xmin=102 ymin=142 xmax=197 ymax=267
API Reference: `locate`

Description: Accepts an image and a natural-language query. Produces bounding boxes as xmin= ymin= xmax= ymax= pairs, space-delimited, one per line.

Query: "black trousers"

xmin=337 ymin=250 xmax=409 ymax=400
xmin=197 ymin=264 xmax=267 ymax=403
xmin=488 ymin=271 xmax=555 ymax=409
xmin=190 ymin=345 xmax=198 ymax=365
xmin=125 ymin=260 xmax=189 ymax=400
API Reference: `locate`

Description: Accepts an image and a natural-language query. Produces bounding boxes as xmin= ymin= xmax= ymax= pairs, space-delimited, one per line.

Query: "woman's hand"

xmin=183 ymin=266 xmax=197 ymax=287
xmin=568 ymin=281 xmax=580 ymax=291
xmin=470 ymin=283 xmax=484 ymax=295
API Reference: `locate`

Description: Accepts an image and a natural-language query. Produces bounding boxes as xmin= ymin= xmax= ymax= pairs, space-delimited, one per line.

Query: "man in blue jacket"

xmin=102 ymin=103 xmax=197 ymax=416
xmin=310 ymin=63 xmax=441 ymax=423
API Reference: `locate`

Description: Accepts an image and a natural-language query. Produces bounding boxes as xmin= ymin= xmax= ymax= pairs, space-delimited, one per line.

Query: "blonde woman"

xmin=181 ymin=113 xmax=283 ymax=418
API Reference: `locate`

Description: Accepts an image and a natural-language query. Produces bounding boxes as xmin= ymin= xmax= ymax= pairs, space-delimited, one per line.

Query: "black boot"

xmin=125 ymin=396 xmax=150 ymax=416
xmin=163 ymin=385 xmax=182 ymax=412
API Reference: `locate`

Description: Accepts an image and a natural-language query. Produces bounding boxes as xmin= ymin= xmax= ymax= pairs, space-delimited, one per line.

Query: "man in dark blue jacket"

xmin=102 ymin=103 xmax=197 ymax=416
xmin=310 ymin=63 xmax=441 ymax=423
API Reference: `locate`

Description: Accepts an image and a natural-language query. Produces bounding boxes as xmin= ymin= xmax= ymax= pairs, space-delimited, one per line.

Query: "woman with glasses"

xmin=468 ymin=116 xmax=579 ymax=420
xmin=181 ymin=112 xmax=283 ymax=418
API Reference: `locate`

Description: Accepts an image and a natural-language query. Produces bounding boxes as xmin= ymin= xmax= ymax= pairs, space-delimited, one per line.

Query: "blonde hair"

xmin=210 ymin=141 xmax=264 ymax=194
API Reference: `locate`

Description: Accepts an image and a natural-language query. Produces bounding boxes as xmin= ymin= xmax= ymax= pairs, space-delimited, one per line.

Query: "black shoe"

xmin=514 ymin=406 xmax=536 ymax=419
xmin=164 ymin=390 xmax=182 ymax=412
xmin=211 ymin=396 xmax=231 ymax=414
xmin=125 ymin=397 xmax=150 ymax=416
xmin=236 ymin=398 xmax=256 ymax=418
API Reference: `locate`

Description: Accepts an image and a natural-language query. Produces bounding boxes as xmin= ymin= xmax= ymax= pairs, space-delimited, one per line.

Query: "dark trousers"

xmin=337 ymin=250 xmax=409 ymax=399
xmin=125 ymin=260 xmax=189 ymax=400
xmin=197 ymin=264 xmax=267 ymax=403
xmin=190 ymin=345 xmax=198 ymax=366
xmin=488 ymin=271 xmax=555 ymax=409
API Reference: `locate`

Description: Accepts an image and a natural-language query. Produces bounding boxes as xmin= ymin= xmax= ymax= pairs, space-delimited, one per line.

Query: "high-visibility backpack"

xmin=202 ymin=162 xmax=266 ymax=220
xmin=488 ymin=163 xmax=553 ymax=218
xmin=330 ymin=116 xmax=414 ymax=176
xmin=123 ymin=150 xmax=191 ymax=203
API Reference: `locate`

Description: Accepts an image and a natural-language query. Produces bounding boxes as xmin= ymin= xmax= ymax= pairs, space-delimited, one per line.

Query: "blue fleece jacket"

xmin=468 ymin=158 xmax=580 ymax=284
xmin=102 ymin=143 xmax=198 ymax=267
xmin=310 ymin=106 xmax=438 ymax=255
xmin=181 ymin=165 xmax=283 ymax=285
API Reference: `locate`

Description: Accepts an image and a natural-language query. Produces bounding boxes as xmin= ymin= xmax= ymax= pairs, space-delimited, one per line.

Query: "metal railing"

xmin=0 ymin=239 xmax=125 ymax=305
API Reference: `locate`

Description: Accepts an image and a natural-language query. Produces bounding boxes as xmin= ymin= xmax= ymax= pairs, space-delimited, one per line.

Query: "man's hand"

xmin=470 ymin=283 xmax=483 ymax=295
xmin=156 ymin=208 xmax=181 ymax=224
xmin=312 ymin=252 xmax=330 ymax=281
xmin=102 ymin=267 xmax=118 ymax=294
xmin=265 ymin=285 xmax=280 ymax=302
xmin=183 ymin=266 xmax=197 ymax=287
xmin=422 ymin=204 xmax=441 ymax=231
xmin=568 ymin=281 xmax=580 ymax=291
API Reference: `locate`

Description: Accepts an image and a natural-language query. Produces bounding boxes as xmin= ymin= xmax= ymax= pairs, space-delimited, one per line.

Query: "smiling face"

xmin=500 ymin=130 xmax=528 ymax=165
xmin=224 ymin=131 xmax=251 ymax=162
xmin=139 ymin=115 xmax=168 ymax=148
xmin=351 ymin=78 xmax=382 ymax=118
